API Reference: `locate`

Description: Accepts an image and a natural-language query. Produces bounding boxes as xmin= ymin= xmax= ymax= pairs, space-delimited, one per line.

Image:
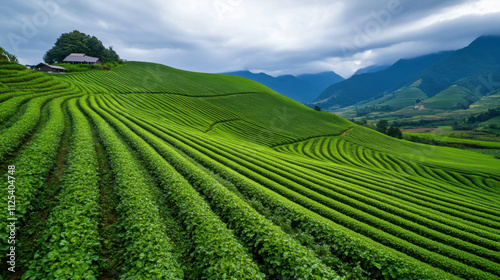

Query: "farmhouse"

xmin=35 ymin=63 xmax=66 ymax=73
xmin=63 ymin=53 xmax=103 ymax=65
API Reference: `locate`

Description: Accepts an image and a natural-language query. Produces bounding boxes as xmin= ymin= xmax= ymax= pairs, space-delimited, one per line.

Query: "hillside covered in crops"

xmin=1 ymin=60 xmax=499 ymax=280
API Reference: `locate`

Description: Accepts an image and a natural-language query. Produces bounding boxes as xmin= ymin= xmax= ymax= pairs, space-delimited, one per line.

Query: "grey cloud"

xmin=0 ymin=0 xmax=498 ymax=77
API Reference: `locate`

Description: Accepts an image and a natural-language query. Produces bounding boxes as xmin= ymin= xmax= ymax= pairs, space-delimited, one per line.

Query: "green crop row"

xmin=0 ymin=60 xmax=27 ymax=69
xmin=101 ymin=99 xmax=460 ymax=280
xmin=0 ymin=93 xmax=69 ymax=161
xmin=314 ymin=136 xmax=497 ymax=205
xmin=174 ymin=136 xmax=499 ymax=279
xmin=95 ymin=95 xmax=340 ymax=279
xmin=298 ymin=134 xmax=498 ymax=209
xmin=0 ymin=95 xmax=78 ymax=265
xmin=24 ymin=98 xmax=101 ymax=279
xmin=87 ymin=95 xmax=266 ymax=279
xmin=278 ymin=152 xmax=500 ymax=240
xmin=175 ymin=130 xmax=500 ymax=277
xmin=209 ymin=135 xmax=500 ymax=254
xmin=286 ymin=137 xmax=500 ymax=229
xmin=79 ymin=96 xmax=184 ymax=279
xmin=0 ymin=94 xmax=36 ymax=124
xmin=119 ymin=109 xmax=499 ymax=279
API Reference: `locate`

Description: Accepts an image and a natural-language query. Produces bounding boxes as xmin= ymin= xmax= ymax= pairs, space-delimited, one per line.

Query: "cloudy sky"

xmin=1 ymin=0 xmax=500 ymax=78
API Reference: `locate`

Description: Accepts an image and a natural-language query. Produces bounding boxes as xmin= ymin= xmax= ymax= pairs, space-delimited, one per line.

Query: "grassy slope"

xmin=422 ymin=85 xmax=470 ymax=110
xmin=2 ymin=60 xmax=500 ymax=280
xmin=55 ymin=61 xmax=277 ymax=95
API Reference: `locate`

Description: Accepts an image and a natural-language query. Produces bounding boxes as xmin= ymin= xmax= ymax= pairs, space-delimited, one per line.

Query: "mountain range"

xmin=313 ymin=35 xmax=500 ymax=111
xmin=224 ymin=70 xmax=344 ymax=103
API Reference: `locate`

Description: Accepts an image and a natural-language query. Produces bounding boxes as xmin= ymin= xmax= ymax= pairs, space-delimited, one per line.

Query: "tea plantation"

xmin=1 ymin=60 xmax=499 ymax=279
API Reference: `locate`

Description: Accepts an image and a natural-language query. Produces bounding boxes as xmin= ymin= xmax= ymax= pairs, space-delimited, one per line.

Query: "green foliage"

xmin=1 ymin=59 xmax=500 ymax=280
xmin=44 ymin=30 xmax=121 ymax=63
xmin=387 ymin=126 xmax=402 ymax=139
xmin=0 ymin=46 xmax=18 ymax=62
xmin=0 ymin=95 xmax=79 ymax=273
xmin=80 ymin=96 xmax=184 ymax=279
xmin=24 ymin=98 xmax=101 ymax=279
xmin=96 ymin=96 xmax=338 ymax=279
xmin=452 ymin=107 xmax=500 ymax=130
xmin=86 ymin=95 xmax=265 ymax=279
xmin=376 ymin=119 xmax=389 ymax=134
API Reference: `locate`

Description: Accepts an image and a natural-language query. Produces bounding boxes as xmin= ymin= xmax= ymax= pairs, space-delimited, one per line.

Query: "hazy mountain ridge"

xmin=417 ymin=35 xmax=500 ymax=97
xmin=224 ymin=70 xmax=344 ymax=103
xmin=312 ymin=51 xmax=453 ymax=108
xmin=313 ymin=35 xmax=500 ymax=111
xmin=353 ymin=64 xmax=390 ymax=76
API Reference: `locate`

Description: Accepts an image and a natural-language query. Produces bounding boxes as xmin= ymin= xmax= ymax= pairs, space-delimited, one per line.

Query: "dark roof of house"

xmin=36 ymin=63 xmax=66 ymax=70
xmin=63 ymin=53 xmax=100 ymax=63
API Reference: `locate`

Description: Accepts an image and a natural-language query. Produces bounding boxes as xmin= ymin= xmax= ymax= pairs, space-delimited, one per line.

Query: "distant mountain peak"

xmin=353 ymin=65 xmax=390 ymax=76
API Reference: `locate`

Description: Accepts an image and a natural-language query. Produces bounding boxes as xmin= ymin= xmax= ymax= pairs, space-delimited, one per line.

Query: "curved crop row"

xmin=0 ymin=95 xmax=78 ymax=265
xmin=166 ymin=127 xmax=500 ymax=277
xmin=79 ymin=96 xmax=184 ymax=279
xmin=24 ymin=98 xmax=101 ymax=279
xmin=273 ymin=151 xmax=500 ymax=239
xmin=205 ymin=135 xmax=500 ymax=254
xmin=84 ymin=96 xmax=265 ymax=279
xmin=99 ymin=97 xmax=460 ymax=280
xmin=95 ymin=95 xmax=339 ymax=279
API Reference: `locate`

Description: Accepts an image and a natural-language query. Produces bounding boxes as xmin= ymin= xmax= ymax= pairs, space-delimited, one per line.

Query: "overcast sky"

xmin=1 ymin=0 xmax=500 ymax=78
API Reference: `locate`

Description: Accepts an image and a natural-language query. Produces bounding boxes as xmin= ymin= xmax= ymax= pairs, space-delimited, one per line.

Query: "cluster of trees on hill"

xmin=452 ymin=107 xmax=500 ymax=130
xmin=44 ymin=30 xmax=121 ymax=64
xmin=351 ymin=119 xmax=403 ymax=139
xmin=0 ymin=47 xmax=18 ymax=62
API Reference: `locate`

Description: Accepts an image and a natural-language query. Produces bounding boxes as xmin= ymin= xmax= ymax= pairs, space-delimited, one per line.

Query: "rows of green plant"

xmin=281 ymin=151 xmax=500 ymax=241
xmin=192 ymin=126 xmax=498 ymax=222
xmin=24 ymin=97 xmax=101 ymax=279
xmin=167 ymin=129 xmax=500 ymax=277
xmin=110 ymin=92 xmax=500 ymax=219
xmin=87 ymin=95 xmax=271 ymax=279
xmin=301 ymin=136 xmax=499 ymax=206
xmin=0 ymin=69 xmax=76 ymax=94
xmin=282 ymin=135 xmax=500 ymax=221
xmin=0 ymin=93 xmax=70 ymax=162
xmin=79 ymin=96 xmax=184 ymax=279
xmin=109 ymin=94 xmax=500 ymax=238
xmin=280 ymin=134 xmax=496 ymax=201
xmin=86 ymin=95 xmax=270 ymax=279
xmin=58 ymin=61 xmax=275 ymax=96
xmin=275 ymin=142 xmax=500 ymax=237
xmin=100 ymin=97 xmax=461 ymax=280
xmin=125 ymin=114 xmax=500 ymax=278
xmin=209 ymin=135 xmax=500 ymax=255
xmin=0 ymin=95 xmax=77 ymax=270
xmin=96 ymin=95 xmax=339 ymax=279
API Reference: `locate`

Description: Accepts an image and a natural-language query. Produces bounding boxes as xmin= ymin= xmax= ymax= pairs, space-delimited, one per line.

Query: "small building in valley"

xmin=63 ymin=53 xmax=103 ymax=65
xmin=35 ymin=63 xmax=66 ymax=73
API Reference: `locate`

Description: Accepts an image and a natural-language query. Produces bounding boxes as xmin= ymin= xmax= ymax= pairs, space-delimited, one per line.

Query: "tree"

xmin=0 ymin=47 xmax=18 ymax=62
xmin=376 ymin=119 xmax=389 ymax=134
xmin=44 ymin=30 xmax=120 ymax=64
xmin=314 ymin=106 xmax=321 ymax=111
xmin=387 ymin=126 xmax=403 ymax=139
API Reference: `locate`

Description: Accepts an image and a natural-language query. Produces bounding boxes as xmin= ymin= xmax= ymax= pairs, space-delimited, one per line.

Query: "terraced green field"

xmin=1 ymin=60 xmax=499 ymax=279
